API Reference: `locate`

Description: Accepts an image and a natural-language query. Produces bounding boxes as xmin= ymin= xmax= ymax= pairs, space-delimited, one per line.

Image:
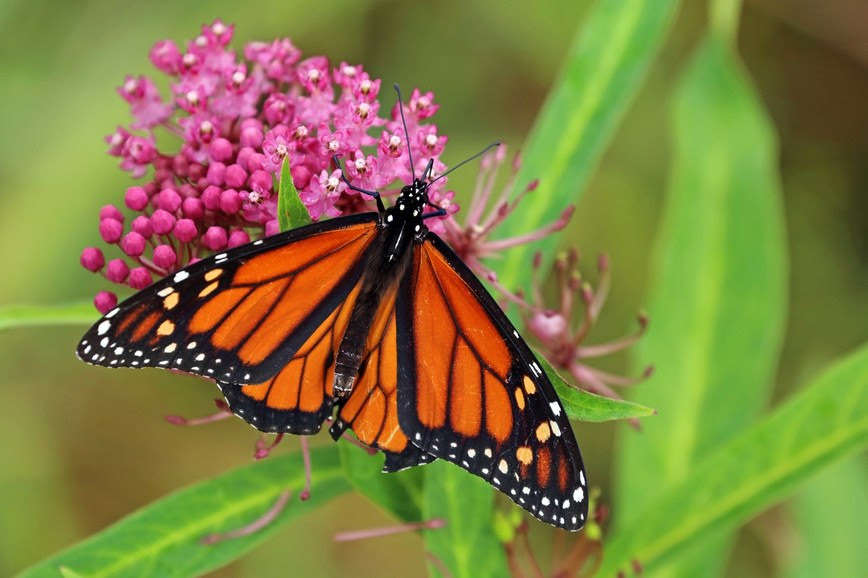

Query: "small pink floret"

xmin=206 ymin=162 xmax=226 ymax=186
xmin=150 ymin=209 xmax=176 ymax=235
xmin=224 ymin=164 xmax=248 ymax=188
xmin=203 ymin=226 xmax=229 ymax=250
xmin=246 ymin=152 xmax=266 ymax=172
xmin=149 ymin=39 xmax=182 ymax=75
xmin=182 ymin=197 xmax=205 ymax=219
xmin=210 ymin=138 xmax=234 ymax=162
xmin=131 ymin=215 xmax=153 ymax=238
xmin=157 ymin=188 xmax=182 ymax=212
xmin=227 ymin=229 xmax=251 ymax=248
xmin=94 ymin=291 xmax=118 ymax=314
xmin=121 ymin=231 xmax=147 ymax=257
xmin=106 ymin=259 xmax=130 ymax=283
xmin=128 ymin=267 xmax=153 ymax=289
xmin=201 ymin=185 xmax=223 ymax=209
xmin=80 ymin=247 xmax=105 ymax=272
xmin=99 ymin=218 xmax=124 ymax=244
xmin=265 ymin=219 xmax=280 ymax=236
xmin=240 ymin=125 xmax=264 ymax=148
xmin=173 ymin=218 xmax=198 ymax=243
xmin=248 ymin=170 xmax=272 ymax=193
xmin=99 ymin=205 xmax=125 ymax=222
xmin=124 ymin=186 xmax=150 ymax=211
xmin=219 ymin=189 xmax=242 ymax=214
xmin=152 ymin=244 xmax=177 ymax=269
xmin=528 ymin=311 xmax=568 ymax=342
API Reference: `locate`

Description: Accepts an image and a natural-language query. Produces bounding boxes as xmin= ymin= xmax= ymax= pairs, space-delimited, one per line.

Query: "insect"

xmin=77 ymin=92 xmax=588 ymax=531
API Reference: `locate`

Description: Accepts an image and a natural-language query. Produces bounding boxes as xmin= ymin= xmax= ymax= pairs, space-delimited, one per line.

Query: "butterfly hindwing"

xmin=395 ymin=234 xmax=589 ymax=530
xmin=77 ymin=213 xmax=379 ymax=388
xmin=215 ymin=278 xmax=364 ymax=434
xmin=329 ymin=283 xmax=436 ymax=471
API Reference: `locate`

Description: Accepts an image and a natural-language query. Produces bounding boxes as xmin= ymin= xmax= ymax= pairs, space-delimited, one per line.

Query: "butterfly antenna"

xmin=393 ymin=83 xmax=416 ymax=181
xmin=423 ymin=158 xmax=435 ymax=181
xmin=429 ymin=141 xmax=501 ymax=185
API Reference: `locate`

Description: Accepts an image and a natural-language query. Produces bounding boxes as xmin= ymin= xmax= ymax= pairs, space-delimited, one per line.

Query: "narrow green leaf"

xmin=423 ymin=461 xmax=509 ymax=578
xmin=58 ymin=568 xmax=86 ymax=578
xmin=338 ymin=440 xmax=425 ymax=522
xmin=538 ymin=355 xmax=655 ymax=422
xmin=496 ymin=0 xmax=680 ymax=291
xmin=599 ymin=343 xmax=868 ymax=576
xmin=784 ymin=457 xmax=868 ymax=578
xmin=0 ymin=302 xmax=96 ymax=331
xmin=18 ymin=447 xmax=350 ymax=578
xmin=615 ymin=35 xmax=788 ymax=577
xmin=277 ymin=158 xmax=311 ymax=233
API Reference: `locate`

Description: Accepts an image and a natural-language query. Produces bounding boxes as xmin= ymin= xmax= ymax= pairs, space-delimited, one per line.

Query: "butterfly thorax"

xmin=380 ymin=179 xmax=430 ymax=255
xmin=332 ymin=180 xmax=430 ymax=398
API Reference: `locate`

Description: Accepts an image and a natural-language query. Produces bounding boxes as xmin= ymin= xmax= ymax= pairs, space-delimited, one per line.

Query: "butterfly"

xmin=77 ymin=98 xmax=588 ymax=531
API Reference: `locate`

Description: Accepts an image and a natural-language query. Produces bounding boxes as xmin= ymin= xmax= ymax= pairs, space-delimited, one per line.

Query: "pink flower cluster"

xmin=81 ymin=19 xmax=454 ymax=313
xmin=517 ymin=249 xmax=653 ymax=411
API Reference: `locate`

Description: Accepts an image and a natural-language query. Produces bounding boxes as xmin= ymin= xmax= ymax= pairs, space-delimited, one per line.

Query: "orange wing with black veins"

xmin=394 ymin=235 xmax=589 ymax=531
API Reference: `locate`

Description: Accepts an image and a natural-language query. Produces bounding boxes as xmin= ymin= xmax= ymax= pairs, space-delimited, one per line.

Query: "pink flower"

xmin=261 ymin=127 xmax=294 ymax=173
xmin=244 ymin=38 xmax=300 ymax=84
xmin=438 ymin=144 xmax=572 ymax=280
xmin=301 ymin=170 xmax=346 ymax=220
xmin=105 ymin=128 xmax=130 ymax=158
xmin=81 ymin=21 xmax=571 ymax=322
xmin=119 ymin=135 xmax=156 ymax=177
xmin=408 ymin=89 xmax=438 ymax=119
xmin=517 ymin=251 xmax=652 ymax=406
xmin=345 ymin=150 xmax=381 ymax=191
xmin=416 ymin=125 xmax=447 ymax=157
xmin=117 ymin=75 xmax=172 ymax=129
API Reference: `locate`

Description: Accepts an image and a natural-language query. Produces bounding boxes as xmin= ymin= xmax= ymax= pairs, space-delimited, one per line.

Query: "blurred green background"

xmin=1 ymin=1 xmax=865 ymax=576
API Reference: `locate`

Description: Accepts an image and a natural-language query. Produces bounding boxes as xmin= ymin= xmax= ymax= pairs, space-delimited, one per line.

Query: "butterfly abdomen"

xmin=333 ymin=220 xmax=414 ymax=398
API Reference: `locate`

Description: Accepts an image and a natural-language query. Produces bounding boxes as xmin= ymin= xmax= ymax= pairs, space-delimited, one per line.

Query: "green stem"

xmin=710 ymin=0 xmax=743 ymax=44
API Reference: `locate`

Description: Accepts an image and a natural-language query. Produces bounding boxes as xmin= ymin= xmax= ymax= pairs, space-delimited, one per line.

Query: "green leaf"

xmin=784 ymin=457 xmax=868 ymax=578
xmin=423 ymin=461 xmax=509 ymax=578
xmin=538 ymin=354 xmax=655 ymax=422
xmin=496 ymin=0 xmax=680 ymax=292
xmin=614 ymin=35 xmax=788 ymax=577
xmin=0 ymin=302 xmax=96 ymax=331
xmin=277 ymin=158 xmax=311 ymax=233
xmin=18 ymin=447 xmax=350 ymax=578
xmin=338 ymin=440 xmax=425 ymax=522
xmin=599 ymin=343 xmax=868 ymax=576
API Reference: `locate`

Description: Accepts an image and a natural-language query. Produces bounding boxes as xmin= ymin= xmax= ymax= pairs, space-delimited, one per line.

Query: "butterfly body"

xmin=78 ymin=162 xmax=589 ymax=531
xmin=333 ymin=180 xmax=428 ymax=398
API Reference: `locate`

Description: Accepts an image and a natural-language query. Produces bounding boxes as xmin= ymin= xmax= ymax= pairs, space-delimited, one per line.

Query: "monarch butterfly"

xmin=77 ymin=94 xmax=589 ymax=531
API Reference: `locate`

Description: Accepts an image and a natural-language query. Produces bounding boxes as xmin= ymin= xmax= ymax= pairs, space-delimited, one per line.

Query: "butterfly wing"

xmin=77 ymin=213 xmax=379 ymax=391
xmin=215 ymin=277 xmax=363 ymax=434
xmin=395 ymin=234 xmax=589 ymax=531
xmin=328 ymin=282 xmax=436 ymax=472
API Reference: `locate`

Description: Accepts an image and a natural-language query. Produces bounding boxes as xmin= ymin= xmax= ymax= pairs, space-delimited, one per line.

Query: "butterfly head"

xmin=388 ymin=157 xmax=434 ymax=222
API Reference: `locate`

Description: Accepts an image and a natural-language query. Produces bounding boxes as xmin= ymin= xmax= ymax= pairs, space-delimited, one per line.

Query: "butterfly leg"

xmin=333 ymin=154 xmax=386 ymax=214
xmin=421 ymin=206 xmax=447 ymax=220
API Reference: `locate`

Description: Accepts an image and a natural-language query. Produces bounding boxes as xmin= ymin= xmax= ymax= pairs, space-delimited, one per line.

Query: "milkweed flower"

xmin=80 ymin=20 xmax=581 ymax=325
xmin=437 ymin=144 xmax=574 ymax=278
xmin=81 ymin=20 xmax=456 ymax=313
xmin=520 ymin=249 xmax=652 ymax=401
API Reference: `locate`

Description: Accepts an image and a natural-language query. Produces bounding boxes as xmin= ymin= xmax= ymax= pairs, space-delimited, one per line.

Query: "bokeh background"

xmin=1 ymin=1 xmax=865 ymax=576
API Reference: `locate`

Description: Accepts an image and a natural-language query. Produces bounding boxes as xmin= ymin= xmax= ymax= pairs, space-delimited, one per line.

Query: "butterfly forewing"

xmin=77 ymin=214 xmax=379 ymax=386
xmin=395 ymin=236 xmax=589 ymax=530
